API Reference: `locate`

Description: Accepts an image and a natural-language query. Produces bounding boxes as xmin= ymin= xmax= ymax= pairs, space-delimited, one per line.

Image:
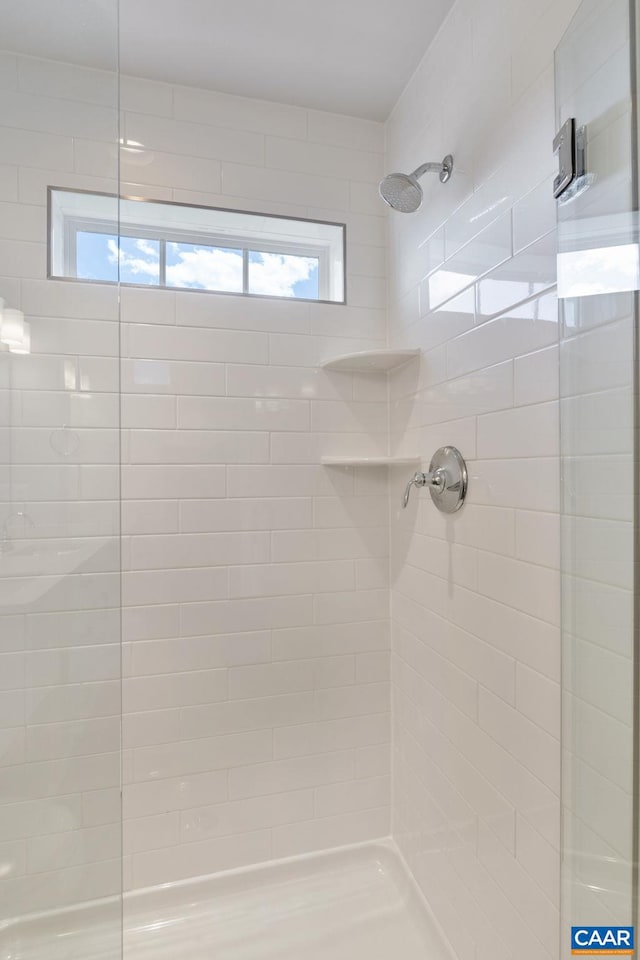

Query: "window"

xmin=48 ymin=188 xmax=346 ymax=303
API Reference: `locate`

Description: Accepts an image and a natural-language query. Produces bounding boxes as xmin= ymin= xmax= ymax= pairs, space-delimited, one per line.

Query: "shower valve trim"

xmin=402 ymin=446 xmax=468 ymax=514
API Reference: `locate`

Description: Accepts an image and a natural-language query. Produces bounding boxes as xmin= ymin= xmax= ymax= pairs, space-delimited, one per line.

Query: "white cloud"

xmin=166 ymin=245 xmax=316 ymax=296
xmin=166 ymin=244 xmax=243 ymax=292
xmin=248 ymin=252 xmax=317 ymax=297
xmin=107 ymin=240 xmax=318 ymax=297
xmin=107 ymin=238 xmax=159 ymax=279
xmin=135 ymin=238 xmax=159 ymax=259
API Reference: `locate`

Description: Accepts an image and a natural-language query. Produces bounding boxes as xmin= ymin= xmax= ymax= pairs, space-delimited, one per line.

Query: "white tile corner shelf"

xmin=321 ymin=456 xmax=420 ymax=466
xmin=319 ymin=349 xmax=420 ymax=373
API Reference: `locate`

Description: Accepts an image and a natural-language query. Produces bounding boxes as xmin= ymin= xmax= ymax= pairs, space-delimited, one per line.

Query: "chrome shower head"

xmin=379 ymin=155 xmax=453 ymax=213
xmin=379 ymin=172 xmax=423 ymax=213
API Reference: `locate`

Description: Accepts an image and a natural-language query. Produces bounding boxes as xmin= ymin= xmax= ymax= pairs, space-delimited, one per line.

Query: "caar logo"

xmin=572 ymin=927 xmax=635 ymax=955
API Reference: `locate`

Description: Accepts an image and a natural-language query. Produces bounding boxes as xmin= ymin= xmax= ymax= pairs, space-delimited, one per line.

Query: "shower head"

xmin=379 ymin=173 xmax=423 ymax=214
xmin=379 ymin=155 xmax=453 ymax=213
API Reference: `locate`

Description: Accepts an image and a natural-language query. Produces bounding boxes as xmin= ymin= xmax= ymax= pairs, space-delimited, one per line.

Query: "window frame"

xmin=48 ymin=187 xmax=346 ymax=304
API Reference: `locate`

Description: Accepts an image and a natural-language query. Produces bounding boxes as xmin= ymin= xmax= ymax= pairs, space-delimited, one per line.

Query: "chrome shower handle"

xmin=403 ymin=447 xmax=468 ymax=514
xmin=402 ymin=470 xmax=445 ymax=509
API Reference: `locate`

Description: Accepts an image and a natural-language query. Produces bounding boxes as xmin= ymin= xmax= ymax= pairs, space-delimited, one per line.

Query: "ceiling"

xmin=0 ymin=0 xmax=450 ymax=120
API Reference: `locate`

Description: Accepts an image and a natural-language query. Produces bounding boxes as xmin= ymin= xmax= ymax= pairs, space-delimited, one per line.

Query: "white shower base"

xmin=3 ymin=840 xmax=454 ymax=960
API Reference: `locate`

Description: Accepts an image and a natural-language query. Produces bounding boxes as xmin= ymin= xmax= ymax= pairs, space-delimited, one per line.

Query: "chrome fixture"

xmin=553 ymin=118 xmax=593 ymax=203
xmin=1 ymin=511 xmax=35 ymax=554
xmin=402 ymin=446 xmax=468 ymax=513
xmin=379 ymin=155 xmax=453 ymax=213
xmin=403 ymin=469 xmax=445 ymax=508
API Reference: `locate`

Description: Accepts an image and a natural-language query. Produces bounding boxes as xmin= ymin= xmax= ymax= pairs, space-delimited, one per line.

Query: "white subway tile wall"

xmin=556 ymin=0 xmax=636 ymax=937
xmin=0 ymin=0 xmax=632 ymax=949
xmin=0 ymin=51 xmax=390 ymax=911
xmin=0 ymin=44 xmax=122 ymax=921
xmin=385 ymin=1 xmax=589 ymax=960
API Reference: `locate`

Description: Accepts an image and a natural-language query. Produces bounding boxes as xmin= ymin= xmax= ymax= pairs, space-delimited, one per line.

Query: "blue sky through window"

xmin=76 ymin=232 xmax=320 ymax=299
xmin=77 ymin=232 xmax=160 ymax=285
xmin=249 ymin=251 xmax=319 ymax=299
xmin=166 ymin=242 xmax=243 ymax=292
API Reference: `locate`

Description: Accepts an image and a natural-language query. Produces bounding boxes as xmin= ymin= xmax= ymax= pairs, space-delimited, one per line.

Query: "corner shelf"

xmin=320 ymin=349 xmax=420 ymax=373
xmin=321 ymin=456 xmax=420 ymax=467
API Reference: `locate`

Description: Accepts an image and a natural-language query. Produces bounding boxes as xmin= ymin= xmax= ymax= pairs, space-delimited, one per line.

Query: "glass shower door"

xmin=0 ymin=3 xmax=122 ymax=957
xmin=556 ymin=0 xmax=638 ymax=951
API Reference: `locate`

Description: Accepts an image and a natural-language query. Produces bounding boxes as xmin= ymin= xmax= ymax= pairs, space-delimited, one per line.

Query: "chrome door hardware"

xmin=402 ymin=446 xmax=468 ymax=513
xmin=553 ymin=118 xmax=575 ymax=199
xmin=553 ymin=118 xmax=589 ymax=201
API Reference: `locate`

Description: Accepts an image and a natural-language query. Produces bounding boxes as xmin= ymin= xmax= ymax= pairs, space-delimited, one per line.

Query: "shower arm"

xmin=410 ymin=155 xmax=454 ymax=184
xmin=410 ymin=162 xmax=446 ymax=180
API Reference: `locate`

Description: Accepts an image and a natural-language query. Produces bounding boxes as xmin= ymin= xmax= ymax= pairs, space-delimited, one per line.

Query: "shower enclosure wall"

xmin=387 ymin=0 xmax=640 ymax=956
xmin=0 ymin=4 xmax=393 ymax=954
xmin=386 ymin=5 xmax=570 ymax=959
xmin=1 ymin=0 xmax=639 ymax=958
xmin=0 ymin=4 xmax=123 ymax=951
xmin=556 ymin=0 xmax=638 ymax=941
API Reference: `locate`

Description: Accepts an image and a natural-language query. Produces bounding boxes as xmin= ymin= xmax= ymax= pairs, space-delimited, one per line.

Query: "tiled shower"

xmin=0 ymin=0 xmax=638 ymax=958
